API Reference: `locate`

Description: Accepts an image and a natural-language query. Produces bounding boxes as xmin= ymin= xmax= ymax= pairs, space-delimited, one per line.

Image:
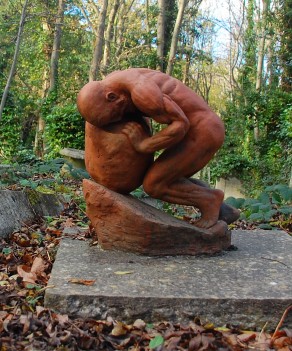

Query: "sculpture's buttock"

xmin=85 ymin=119 xmax=153 ymax=194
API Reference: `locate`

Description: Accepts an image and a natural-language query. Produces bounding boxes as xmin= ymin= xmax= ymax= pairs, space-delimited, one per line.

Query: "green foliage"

xmin=149 ymin=335 xmax=164 ymax=349
xmin=132 ymin=184 xmax=291 ymax=231
xmin=226 ymin=184 xmax=292 ymax=230
xmin=210 ymin=153 xmax=253 ymax=181
xmin=0 ymin=158 xmax=89 ymax=190
xmin=213 ymin=87 xmax=292 ymax=196
xmin=44 ymin=104 xmax=85 ymax=158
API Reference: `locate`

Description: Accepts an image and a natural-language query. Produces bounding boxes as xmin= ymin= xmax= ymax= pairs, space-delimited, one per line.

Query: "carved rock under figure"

xmin=77 ymin=68 xmax=240 ymax=254
xmin=83 ymin=179 xmax=231 ymax=255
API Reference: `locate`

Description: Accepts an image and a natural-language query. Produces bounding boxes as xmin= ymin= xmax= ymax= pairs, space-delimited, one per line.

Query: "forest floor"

xmin=1 ymin=179 xmax=291 ymax=351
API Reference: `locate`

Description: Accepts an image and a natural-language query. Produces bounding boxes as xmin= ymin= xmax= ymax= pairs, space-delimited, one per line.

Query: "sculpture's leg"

xmin=145 ymin=176 xmax=224 ymax=229
xmin=142 ymin=140 xmax=225 ymax=229
xmin=188 ymin=179 xmax=240 ymax=224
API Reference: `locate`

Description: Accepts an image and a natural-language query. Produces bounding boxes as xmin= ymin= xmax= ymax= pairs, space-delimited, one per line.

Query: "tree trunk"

xmin=89 ymin=0 xmax=108 ymax=81
xmin=102 ymin=0 xmax=119 ymax=77
xmin=49 ymin=0 xmax=65 ymax=93
xmin=145 ymin=0 xmax=151 ymax=51
xmin=255 ymin=0 xmax=269 ymax=92
xmin=115 ymin=0 xmax=135 ymax=60
xmin=34 ymin=0 xmax=65 ymax=158
xmin=0 ymin=0 xmax=29 ymax=122
xmin=280 ymin=0 xmax=292 ymax=92
xmin=157 ymin=0 xmax=166 ymax=72
xmin=254 ymin=0 xmax=269 ymax=141
xmin=166 ymin=0 xmax=188 ymax=76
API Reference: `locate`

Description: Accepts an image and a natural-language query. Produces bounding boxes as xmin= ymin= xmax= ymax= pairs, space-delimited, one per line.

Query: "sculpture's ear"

xmin=106 ymin=92 xmax=118 ymax=102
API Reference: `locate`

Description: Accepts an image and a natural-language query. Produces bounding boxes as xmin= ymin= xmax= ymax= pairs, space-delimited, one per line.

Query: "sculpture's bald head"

xmin=77 ymin=81 xmax=124 ymax=127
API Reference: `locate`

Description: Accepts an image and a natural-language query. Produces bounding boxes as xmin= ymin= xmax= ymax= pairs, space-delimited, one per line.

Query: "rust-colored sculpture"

xmin=78 ymin=68 xmax=240 ymax=255
xmin=85 ymin=117 xmax=153 ymax=194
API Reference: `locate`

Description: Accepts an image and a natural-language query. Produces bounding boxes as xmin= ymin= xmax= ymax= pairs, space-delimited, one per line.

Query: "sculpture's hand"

xmin=122 ymin=122 xmax=146 ymax=152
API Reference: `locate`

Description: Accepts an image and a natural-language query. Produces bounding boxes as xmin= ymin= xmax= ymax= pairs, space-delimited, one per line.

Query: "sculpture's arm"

xmin=126 ymin=84 xmax=190 ymax=153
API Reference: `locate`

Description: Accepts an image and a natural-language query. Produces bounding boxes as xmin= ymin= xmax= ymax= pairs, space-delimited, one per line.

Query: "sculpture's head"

xmin=77 ymin=81 xmax=127 ymax=127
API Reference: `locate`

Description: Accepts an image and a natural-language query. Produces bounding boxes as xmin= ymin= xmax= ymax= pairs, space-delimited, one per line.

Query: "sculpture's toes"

xmin=200 ymin=220 xmax=229 ymax=239
xmin=219 ymin=203 xmax=241 ymax=224
xmin=208 ymin=220 xmax=228 ymax=236
xmin=191 ymin=217 xmax=218 ymax=229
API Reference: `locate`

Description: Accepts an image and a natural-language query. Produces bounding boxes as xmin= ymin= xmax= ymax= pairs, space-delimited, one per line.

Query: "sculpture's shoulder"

xmin=104 ymin=68 xmax=182 ymax=96
xmin=105 ymin=68 xmax=164 ymax=82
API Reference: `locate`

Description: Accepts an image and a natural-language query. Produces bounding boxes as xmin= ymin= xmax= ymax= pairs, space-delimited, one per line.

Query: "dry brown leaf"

xmin=60 ymin=330 xmax=71 ymax=343
xmin=31 ymin=256 xmax=46 ymax=275
xmin=36 ymin=306 xmax=46 ymax=317
xmin=63 ymin=218 xmax=75 ymax=227
xmin=253 ymin=332 xmax=271 ymax=351
xmin=17 ymin=265 xmax=37 ymax=283
xmin=224 ymin=333 xmax=238 ymax=346
xmin=68 ymin=278 xmax=96 ymax=286
xmin=46 ymin=227 xmax=63 ymax=236
xmin=189 ymin=335 xmax=202 ymax=351
xmin=277 ymin=347 xmax=292 ymax=351
xmin=133 ymin=319 xmax=146 ymax=329
xmin=165 ymin=336 xmax=181 ymax=350
xmin=3 ymin=314 xmax=13 ymax=333
xmin=111 ymin=321 xmax=128 ymax=336
xmin=273 ymin=336 xmax=292 ymax=349
xmin=54 ymin=313 xmax=69 ymax=326
xmin=237 ymin=332 xmax=257 ymax=343
xmin=19 ymin=314 xmax=31 ymax=334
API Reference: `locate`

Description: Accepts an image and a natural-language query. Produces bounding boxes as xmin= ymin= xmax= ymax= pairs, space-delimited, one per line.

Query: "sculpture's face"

xmin=77 ymin=81 xmax=124 ymax=127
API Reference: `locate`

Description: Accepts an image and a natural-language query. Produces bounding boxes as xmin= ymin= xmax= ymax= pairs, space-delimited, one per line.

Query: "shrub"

xmin=44 ymin=104 xmax=85 ymax=158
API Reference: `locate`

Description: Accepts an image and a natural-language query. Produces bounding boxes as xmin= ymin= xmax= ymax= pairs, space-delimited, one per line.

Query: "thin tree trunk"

xmin=256 ymin=0 xmax=269 ymax=91
xmin=254 ymin=0 xmax=269 ymax=141
xmin=166 ymin=0 xmax=188 ymax=76
xmin=89 ymin=0 xmax=108 ymax=81
xmin=0 ymin=0 xmax=29 ymax=121
xmin=145 ymin=0 xmax=151 ymax=51
xmin=157 ymin=0 xmax=166 ymax=72
xmin=34 ymin=0 xmax=65 ymax=158
xmin=115 ymin=0 xmax=135 ymax=60
xmin=49 ymin=0 xmax=65 ymax=93
xmin=102 ymin=0 xmax=119 ymax=76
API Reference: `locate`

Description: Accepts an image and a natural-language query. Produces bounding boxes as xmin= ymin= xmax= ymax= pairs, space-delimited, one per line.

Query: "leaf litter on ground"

xmin=0 ymin=180 xmax=292 ymax=350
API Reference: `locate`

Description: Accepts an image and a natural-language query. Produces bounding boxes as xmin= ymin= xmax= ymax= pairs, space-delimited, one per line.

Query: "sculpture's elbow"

xmin=171 ymin=120 xmax=189 ymax=141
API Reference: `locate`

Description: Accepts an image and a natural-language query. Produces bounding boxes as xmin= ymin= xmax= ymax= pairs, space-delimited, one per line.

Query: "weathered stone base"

xmin=83 ymin=179 xmax=231 ymax=256
xmin=45 ymin=229 xmax=292 ymax=330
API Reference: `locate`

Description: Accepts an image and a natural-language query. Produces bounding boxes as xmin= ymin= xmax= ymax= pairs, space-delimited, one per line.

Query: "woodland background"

xmin=0 ymin=0 xmax=291 ymax=196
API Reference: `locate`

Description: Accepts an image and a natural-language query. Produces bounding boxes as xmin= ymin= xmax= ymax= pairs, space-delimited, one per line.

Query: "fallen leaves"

xmin=1 ymin=182 xmax=292 ymax=350
xmin=17 ymin=256 xmax=47 ymax=284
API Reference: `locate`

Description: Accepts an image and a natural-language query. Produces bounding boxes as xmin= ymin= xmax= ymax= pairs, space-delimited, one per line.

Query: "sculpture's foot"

xmin=207 ymin=220 xmax=228 ymax=236
xmin=192 ymin=220 xmax=228 ymax=239
xmin=190 ymin=189 xmax=224 ymax=229
xmin=219 ymin=203 xmax=241 ymax=224
xmin=191 ymin=217 xmax=218 ymax=229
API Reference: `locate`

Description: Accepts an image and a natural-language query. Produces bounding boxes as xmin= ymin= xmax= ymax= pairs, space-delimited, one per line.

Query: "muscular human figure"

xmin=77 ymin=68 xmax=240 ymax=230
xmin=85 ymin=117 xmax=153 ymax=194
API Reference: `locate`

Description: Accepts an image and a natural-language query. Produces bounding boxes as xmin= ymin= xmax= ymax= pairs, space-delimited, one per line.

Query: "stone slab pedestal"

xmin=83 ymin=179 xmax=231 ymax=256
xmin=45 ymin=229 xmax=292 ymax=330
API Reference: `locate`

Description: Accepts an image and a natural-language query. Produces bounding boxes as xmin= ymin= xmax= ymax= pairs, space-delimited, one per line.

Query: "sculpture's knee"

xmin=143 ymin=176 xmax=165 ymax=199
xmin=211 ymin=120 xmax=225 ymax=150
